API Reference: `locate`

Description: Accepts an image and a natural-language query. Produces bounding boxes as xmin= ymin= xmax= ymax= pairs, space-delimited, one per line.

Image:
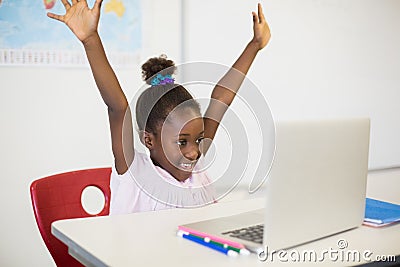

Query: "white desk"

xmin=52 ymin=170 xmax=400 ymax=266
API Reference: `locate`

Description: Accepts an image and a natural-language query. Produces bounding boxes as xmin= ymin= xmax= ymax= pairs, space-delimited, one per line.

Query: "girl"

xmin=48 ymin=0 xmax=271 ymax=214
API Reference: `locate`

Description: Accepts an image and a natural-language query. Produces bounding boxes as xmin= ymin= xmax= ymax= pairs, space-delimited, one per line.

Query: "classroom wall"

xmin=184 ymin=0 xmax=400 ymax=170
xmin=1 ymin=0 xmax=399 ymax=266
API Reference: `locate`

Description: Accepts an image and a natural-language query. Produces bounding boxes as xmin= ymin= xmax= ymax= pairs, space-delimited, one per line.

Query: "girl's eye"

xmin=196 ymin=137 xmax=204 ymax=144
xmin=177 ymin=140 xmax=187 ymax=146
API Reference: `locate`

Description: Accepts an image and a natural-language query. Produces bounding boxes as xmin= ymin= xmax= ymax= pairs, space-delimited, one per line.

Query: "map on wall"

xmin=0 ymin=0 xmax=141 ymax=67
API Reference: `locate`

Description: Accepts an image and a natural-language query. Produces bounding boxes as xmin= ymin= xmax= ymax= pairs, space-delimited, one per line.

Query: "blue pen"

xmin=177 ymin=230 xmax=238 ymax=257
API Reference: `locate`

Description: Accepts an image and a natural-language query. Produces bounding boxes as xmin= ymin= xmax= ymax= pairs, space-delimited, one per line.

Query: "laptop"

xmin=179 ymin=118 xmax=370 ymax=254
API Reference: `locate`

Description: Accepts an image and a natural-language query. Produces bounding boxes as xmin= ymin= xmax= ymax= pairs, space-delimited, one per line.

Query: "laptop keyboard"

xmin=221 ymin=224 xmax=264 ymax=244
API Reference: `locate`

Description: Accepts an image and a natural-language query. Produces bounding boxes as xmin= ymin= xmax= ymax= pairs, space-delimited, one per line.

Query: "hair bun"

xmin=142 ymin=54 xmax=176 ymax=84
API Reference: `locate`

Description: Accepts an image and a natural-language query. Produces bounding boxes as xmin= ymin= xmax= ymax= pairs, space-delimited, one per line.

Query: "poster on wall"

xmin=0 ymin=0 xmax=141 ymax=68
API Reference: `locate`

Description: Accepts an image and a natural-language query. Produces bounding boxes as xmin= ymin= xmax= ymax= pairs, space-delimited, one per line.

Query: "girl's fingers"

xmin=93 ymin=0 xmax=103 ymax=13
xmin=47 ymin=12 xmax=65 ymax=22
xmin=60 ymin=0 xmax=71 ymax=10
xmin=257 ymin=3 xmax=265 ymax=23
xmin=252 ymin=11 xmax=259 ymax=24
xmin=71 ymin=0 xmax=78 ymax=4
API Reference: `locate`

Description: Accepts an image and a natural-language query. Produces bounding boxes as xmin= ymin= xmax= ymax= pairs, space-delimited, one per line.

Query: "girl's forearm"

xmin=211 ymin=41 xmax=259 ymax=106
xmin=83 ymin=33 xmax=128 ymax=112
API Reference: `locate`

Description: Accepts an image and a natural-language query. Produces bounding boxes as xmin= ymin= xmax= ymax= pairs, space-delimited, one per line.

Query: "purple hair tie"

xmin=151 ymin=74 xmax=175 ymax=86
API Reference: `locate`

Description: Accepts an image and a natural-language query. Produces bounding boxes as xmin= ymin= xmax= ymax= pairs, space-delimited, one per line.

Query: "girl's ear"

xmin=140 ymin=131 xmax=155 ymax=149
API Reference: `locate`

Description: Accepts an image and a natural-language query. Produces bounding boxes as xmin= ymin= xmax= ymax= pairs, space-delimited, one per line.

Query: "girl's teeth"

xmin=181 ymin=163 xmax=192 ymax=168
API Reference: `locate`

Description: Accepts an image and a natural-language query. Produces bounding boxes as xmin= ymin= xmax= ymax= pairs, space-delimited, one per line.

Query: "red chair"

xmin=30 ymin=168 xmax=111 ymax=267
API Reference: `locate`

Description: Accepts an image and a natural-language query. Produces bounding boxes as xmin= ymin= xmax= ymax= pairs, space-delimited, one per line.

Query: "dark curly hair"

xmin=136 ymin=55 xmax=201 ymax=134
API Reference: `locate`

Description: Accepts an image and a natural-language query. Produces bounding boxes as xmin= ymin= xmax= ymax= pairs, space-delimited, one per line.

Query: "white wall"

xmin=1 ymin=0 xmax=399 ymax=266
xmin=0 ymin=67 xmax=115 ymax=266
xmin=184 ymin=0 xmax=400 ymax=170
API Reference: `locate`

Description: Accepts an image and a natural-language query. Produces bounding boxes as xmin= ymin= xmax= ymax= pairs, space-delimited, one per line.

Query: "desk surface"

xmin=52 ymin=170 xmax=400 ymax=267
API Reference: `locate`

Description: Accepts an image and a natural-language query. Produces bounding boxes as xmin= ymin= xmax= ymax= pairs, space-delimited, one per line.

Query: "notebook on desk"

xmin=179 ymin=118 xmax=371 ymax=254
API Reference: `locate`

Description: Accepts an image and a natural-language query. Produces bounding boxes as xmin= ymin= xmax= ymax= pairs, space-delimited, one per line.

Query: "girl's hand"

xmin=251 ymin=3 xmax=271 ymax=51
xmin=47 ymin=0 xmax=103 ymax=43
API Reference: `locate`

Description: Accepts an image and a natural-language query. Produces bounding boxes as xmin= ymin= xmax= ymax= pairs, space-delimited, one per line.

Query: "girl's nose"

xmin=183 ymin=144 xmax=200 ymax=161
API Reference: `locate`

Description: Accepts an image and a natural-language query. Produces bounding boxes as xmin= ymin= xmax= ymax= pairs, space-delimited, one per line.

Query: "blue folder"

xmin=364 ymin=198 xmax=400 ymax=225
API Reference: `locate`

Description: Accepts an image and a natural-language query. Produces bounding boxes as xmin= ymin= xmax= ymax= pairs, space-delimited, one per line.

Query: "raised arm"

xmin=203 ymin=3 xmax=271 ymax=148
xmin=48 ymin=0 xmax=134 ymax=174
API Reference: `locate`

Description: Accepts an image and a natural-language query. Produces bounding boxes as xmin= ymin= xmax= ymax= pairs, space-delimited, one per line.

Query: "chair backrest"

xmin=30 ymin=167 xmax=111 ymax=267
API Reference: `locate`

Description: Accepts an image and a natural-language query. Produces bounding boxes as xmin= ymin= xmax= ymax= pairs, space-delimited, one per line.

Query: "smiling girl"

xmin=48 ymin=0 xmax=271 ymax=214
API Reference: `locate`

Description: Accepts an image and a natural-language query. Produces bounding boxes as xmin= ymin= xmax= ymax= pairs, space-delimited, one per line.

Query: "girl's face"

xmin=149 ymin=108 xmax=205 ymax=182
